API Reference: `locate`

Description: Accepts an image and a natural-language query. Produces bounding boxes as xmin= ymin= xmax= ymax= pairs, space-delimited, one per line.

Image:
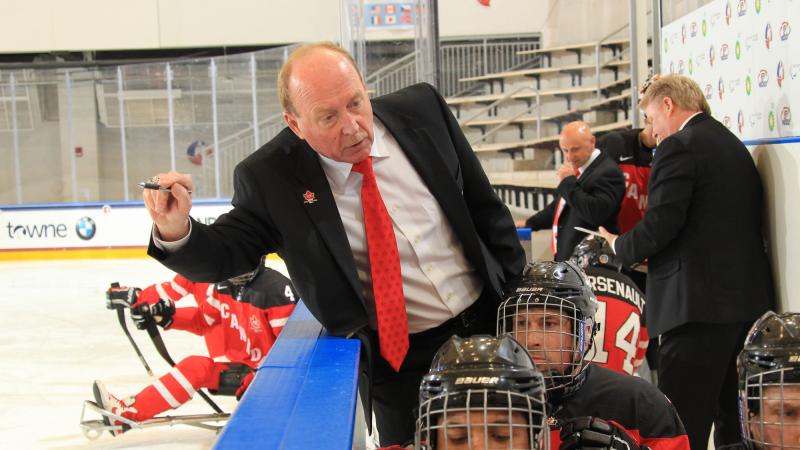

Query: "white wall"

xmin=752 ymin=142 xmax=800 ymax=312
xmin=0 ymin=0 xmax=578 ymax=53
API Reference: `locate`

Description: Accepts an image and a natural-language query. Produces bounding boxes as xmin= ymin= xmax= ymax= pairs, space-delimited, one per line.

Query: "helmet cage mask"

xmin=497 ymin=292 xmax=594 ymax=395
xmin=739 ymin=311 xmax=800 ymax=449
xmin=742 ymin=367 xmax=800 ymax=449
xmin=415 ymin=388 xmax=547 ymax=450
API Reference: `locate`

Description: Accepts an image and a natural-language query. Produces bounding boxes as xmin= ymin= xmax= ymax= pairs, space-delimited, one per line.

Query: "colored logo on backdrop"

xmin=709 ymin=45 xmax=716 ymax=67
xmin=736 ymin=41 xmax=742 ymax=59
xmin=757 ymin=69 xmax=769 ymax=87
xmin=780 ymin=21 xmax=791 ymax=41
xmin=738 ymin=110 xmax=745 ymax=133
xmin=678 ymin=59 xmax=685 ymax=74
xmin=768 ymin=112 xmax=775 ymax=131
xmin=765 ymin=23 xmax=773 ymax=49
xmin=689 ymin=59 xmax=694 ymax=75
xmin=745 ymin=76 xmax=752 ymax=95
xmin=691 ymin=22 xmax=698 ymax=37
xmin=726 ymin=2 xmax=733 ymax=24
xmin=723 ymin=116 xmax=732 ymax=129
xmin=702 ymin=19 xmax=708 ymax=36
xmin=705 ymin=84 xmax=713 ymax=99
xmin=777 ymin=61 xmax=785 ymax=87
xmin=738 ymin=0 xmax=747 ymax=17
xmin=670 ymin=61 xmax=675 ymax=74
xmin=782 ymin=107 xmax=792 ymax=126
xmin=682 ymin=24 xmax=687 ymax=43
xmin=721 ymin=43 xmax=730 ymax=60
xmin=75 ymin=217 xmax=96 ymax=241
xmin=718 ymin=77 xmax=725 ymax=100
xmin=755 ymin=0 xmax=762 ymax=14
xmin=664 ymin=37 xmax=668 ymax=52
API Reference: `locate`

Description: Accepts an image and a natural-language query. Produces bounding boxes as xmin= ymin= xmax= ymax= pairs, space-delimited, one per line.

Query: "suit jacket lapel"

xmin=290 ymin=140 xmax=363 ymax=300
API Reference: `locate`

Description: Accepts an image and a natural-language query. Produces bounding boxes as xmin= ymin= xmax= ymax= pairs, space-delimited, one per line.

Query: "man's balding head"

xmin=559 ymin=121 xmax=596 ymax=169
xmin=279 ymin=42 xmax=375 ymax=164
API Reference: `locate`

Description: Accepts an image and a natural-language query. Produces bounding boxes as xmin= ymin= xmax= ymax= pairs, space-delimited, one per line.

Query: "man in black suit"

xmin=142 ymin=42 xmax=525 ymax=446
xmin=600 ymin=74 xmax=774 ymax=449
xmin=524 ymin=121 xmax=625 ymax=261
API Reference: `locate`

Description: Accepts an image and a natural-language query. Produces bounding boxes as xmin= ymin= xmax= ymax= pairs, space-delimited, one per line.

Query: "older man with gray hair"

xmin=600 ymin=73 xmax=775 ymax=449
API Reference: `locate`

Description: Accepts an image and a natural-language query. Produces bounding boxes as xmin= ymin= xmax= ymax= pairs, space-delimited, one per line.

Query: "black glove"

xmin=131 ymin=298 xmax=175 ymax=330
xmin=106 ymin=284 xmax=141 ymax=309
xmin=559 ymin=416 xmax=648 ymax=450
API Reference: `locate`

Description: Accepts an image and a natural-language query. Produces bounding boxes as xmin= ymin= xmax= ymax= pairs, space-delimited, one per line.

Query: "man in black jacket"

xmin=141 ymin=42 xmax=525 ymax=446
xmin=524 ymin=121 xmax=625 ymax=261
xmin=600 ymin=74 xmax=774 ymax=449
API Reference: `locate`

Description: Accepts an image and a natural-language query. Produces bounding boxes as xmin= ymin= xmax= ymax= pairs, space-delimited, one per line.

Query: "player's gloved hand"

xmin=106 ymin=284 xmax=141 ymax=309
xmin=134 ymin=284 xmax=163 ymax=308
xmin=131 ymin=298 xmax=175 ymax=330
xmin=559 ymin=416 xmax=649 ymax=450
xmin=235 ymin=371 xmax=255 ymax=400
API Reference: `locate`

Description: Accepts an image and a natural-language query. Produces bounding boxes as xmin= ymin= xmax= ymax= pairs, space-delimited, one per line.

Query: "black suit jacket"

xmin=615 ymin=113 xmax=774 ymax=336
xmin=148 ymin=83 xmax=526 ymax=337
xmin=526 ymin=151 xmax=625 ymax=261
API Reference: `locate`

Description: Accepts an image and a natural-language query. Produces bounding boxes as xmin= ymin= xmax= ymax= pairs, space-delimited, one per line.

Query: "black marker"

xmin=138 ymin=181 xmax=192 ymax=195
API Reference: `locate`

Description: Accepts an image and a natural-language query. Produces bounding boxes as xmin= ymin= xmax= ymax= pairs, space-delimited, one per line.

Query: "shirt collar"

xmin=679 ymin=112 xmax=702 ymax=131
xmin=578 ymin=148 xmax=601 ymax=175
xmin=317 ymin=117 xmax=390 ymax=191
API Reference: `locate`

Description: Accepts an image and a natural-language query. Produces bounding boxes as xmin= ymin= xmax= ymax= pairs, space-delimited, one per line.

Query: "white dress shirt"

xmin=318 ymin=119 xmax=482 ymax=333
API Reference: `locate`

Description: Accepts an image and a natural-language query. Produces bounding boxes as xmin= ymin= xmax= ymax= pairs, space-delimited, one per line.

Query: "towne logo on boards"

xmin=6 ymin=216 xmax=97 ymax=241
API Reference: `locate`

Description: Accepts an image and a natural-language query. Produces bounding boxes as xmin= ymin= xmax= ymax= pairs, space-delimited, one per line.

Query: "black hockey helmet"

xmin=497 ymin=261 xmax=598 ymax=397
xmin=226 ymin=255 xmax=267 ymax=287
xmin=416 ymin=335 xmax=548 ymax=450
xmin=739 ymin=311 xmax=800 ymax=449
xmin=571 ymin=234 xmax=623 ymax=271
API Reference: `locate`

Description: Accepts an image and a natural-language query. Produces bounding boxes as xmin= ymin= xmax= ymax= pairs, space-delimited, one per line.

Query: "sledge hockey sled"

xmin=79 ymin=399 xmax=230 ymax=440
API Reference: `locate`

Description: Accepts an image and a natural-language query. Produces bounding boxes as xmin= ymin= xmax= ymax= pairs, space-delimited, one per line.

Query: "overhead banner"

xmin=661 ymin=0 xmax=800 ymax=141
xmin=0 ymin=202 xmax=232 ymax=251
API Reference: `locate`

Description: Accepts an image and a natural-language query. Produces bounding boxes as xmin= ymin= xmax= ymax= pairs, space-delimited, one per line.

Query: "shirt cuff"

xmin=152 ymin=220 xmax=191 ymax=253
xmin=610 ymin=236 xmax=618 ymax=254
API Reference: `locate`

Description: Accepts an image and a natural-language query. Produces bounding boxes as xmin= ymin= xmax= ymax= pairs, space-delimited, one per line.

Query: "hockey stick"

xmin=143 ymin=321 xmax=224 ymax=414
xmin=107 ymin=283 xmax=154 ymax=377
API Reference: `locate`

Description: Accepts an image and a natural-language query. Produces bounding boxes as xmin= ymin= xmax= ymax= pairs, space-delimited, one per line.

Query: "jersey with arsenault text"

xmin=584 ymin=265 xmax=649 ymax=375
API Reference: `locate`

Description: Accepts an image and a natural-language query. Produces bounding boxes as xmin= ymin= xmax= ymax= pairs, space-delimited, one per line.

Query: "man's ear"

xmin=284 ymin=111 xmax=304 ymax=140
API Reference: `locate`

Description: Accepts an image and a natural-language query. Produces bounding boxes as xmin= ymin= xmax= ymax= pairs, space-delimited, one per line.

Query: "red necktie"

xmin=551 ymin=169 xmax=581 ymax=255
xmin=352 ymin=157 xmax=409 ymax=372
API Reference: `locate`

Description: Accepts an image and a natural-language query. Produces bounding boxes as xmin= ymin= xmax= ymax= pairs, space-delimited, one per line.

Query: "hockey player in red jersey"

xmin=571 ymin=235 xmax=649 ymax=376
xmin=92 ymin=258 xmax=297 ymax=436
xmin=498 ymin=261 xmax=689 ymax=450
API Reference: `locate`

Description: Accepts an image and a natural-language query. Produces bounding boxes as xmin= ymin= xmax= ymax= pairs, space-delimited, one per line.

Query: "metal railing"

xmin=198 ymin=113 xmax=286 ymax=198
xmin=493 ymin=184 xmax=557 ymax=212
xmin=460 ymin=87 xmax=543 ymax=146
xmin=365 ymin=38 xmax=541 ymax=98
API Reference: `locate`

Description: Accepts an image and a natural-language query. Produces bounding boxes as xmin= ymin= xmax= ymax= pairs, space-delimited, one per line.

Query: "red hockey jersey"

xmin=139 ymin=268 xmax=298 ymax=365
xmin=584 ymin=265 xmax=649 ymax=376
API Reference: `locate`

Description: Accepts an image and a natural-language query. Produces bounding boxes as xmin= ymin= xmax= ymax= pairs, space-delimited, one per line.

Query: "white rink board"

xmin=0 ymin=202 xmax=233 ymax=250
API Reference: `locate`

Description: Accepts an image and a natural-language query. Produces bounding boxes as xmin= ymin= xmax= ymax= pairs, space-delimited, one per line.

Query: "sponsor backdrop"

xmin=661 ymin=0 xmax=799 ymax=142
xmin=0 ymin=201 xmax=232 ymax=251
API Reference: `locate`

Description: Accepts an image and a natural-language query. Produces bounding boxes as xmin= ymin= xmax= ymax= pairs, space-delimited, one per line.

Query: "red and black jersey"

xmin=597 ymin=128 xmax=654 ymax=234
xmin=169 ymin=267 xmax=298 ymax=367
xmin=584 ymin=265 xmax=649 ymax=376
xmin=550 ymin=365 xmax=689 ymax=450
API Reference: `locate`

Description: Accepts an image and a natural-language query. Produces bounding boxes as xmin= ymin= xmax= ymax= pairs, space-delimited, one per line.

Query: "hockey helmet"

xmin=739 ymin=311 xmax=800 ymax=449
xmin=416 ymin=335 xmax=548 ymax=450
xmin=498 ymin=261 xmax=598 ymax=397
xmin=571 ymin=234 xmax=623 ymax=271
